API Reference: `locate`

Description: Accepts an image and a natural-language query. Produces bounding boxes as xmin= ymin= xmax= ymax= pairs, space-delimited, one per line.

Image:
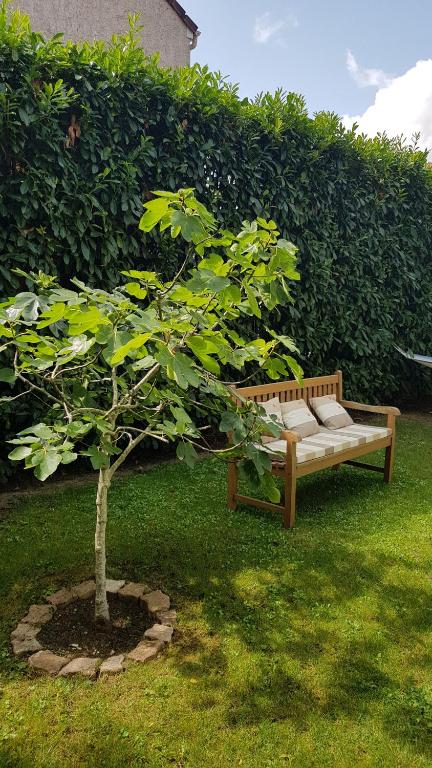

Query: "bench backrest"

xmin=234 ymin=371 xmax=343 ymax=406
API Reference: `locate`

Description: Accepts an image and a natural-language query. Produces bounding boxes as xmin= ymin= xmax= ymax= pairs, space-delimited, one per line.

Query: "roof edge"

xmin=165 ymin=0 xmax=199 ymax=35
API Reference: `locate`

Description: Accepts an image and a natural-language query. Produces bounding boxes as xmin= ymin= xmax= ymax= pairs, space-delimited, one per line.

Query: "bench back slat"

xmin=234 ymin=371 xmax=343 ymax=405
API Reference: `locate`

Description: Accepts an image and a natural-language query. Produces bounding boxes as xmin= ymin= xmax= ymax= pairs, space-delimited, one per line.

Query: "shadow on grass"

xmin=126 ymin=461 xmax=431 ymax=752
xmin=0 ymin=739 xmax=152 ymax=768
xmin=383 ymin=682 xmax=432 ymax=757
xmin=0 ymin=748 xmax=34 ymax=768
xmin=100 ymin=450 xmax=430 ymax=755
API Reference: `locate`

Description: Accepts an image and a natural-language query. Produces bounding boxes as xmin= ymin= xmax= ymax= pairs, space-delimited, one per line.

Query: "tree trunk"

xmin=95 ymin=468 xmax=111 ymax=628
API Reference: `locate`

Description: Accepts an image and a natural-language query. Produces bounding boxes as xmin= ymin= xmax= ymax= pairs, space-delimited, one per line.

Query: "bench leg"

xmin=332 ymin=463 xmax=341 ymax=471
xmin=384 ymin=442 xmax=395 ymax=484
xmin=228 ymin=460 xmax=238 ymax=509
xmin=283 ymin=472 xmax=296 ymax=529
xmin=283 ymin=443 xmax=297 ymax=530
xmin=384 ymin=416 xmax=396 ymax=484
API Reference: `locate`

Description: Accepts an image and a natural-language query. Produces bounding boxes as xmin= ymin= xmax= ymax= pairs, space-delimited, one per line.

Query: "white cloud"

xmin=342 ymin=59 xmax=432 ymax=154
xmin=346 ymin=49 xmax=392 ymax=88
xmin=253 ymin=12 xmax=299 ymax=45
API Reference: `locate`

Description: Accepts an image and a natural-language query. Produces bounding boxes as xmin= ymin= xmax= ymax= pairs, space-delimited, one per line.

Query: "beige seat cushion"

xmin=309 ymin=394 xmax=353 ymax=430
xmin=280 ymin=398 xmax=320 ymax=439
xmin=258 ymin=396 xmax=283 ymax=444
xmin=322 ymin=424 xmax=392 ymax=444
xmin=261 ymin=424 xmax=391 ymax=465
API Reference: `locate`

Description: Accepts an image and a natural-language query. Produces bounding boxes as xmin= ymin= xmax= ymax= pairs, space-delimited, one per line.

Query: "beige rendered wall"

xmin=13 ymin=0 xmax=192 ymax=68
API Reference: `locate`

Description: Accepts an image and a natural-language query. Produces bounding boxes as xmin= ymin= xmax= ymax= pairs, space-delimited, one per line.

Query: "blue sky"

xmin=185 ymin=0 xmax=432 ymax=150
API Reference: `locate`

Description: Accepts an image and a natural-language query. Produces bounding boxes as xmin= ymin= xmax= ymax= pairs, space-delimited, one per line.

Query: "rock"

xmin=144 ymin=624 xmax=174 ymax=644
xmin=28 ymin=650 xmax=69 ymax=676
xmin=73 ymin=580 xmax=96 ymax=600
xmin=106 ymin=579 xmax=126 ymax=595
xmin=99 ymin=654 xmax=125 ymax=676
xmin=12 ymin=637 xmax=43 ymax=658
xmin=127 ymin=640 xmax=163 ymax=663
xmin=47 ymin=588 xmax=76 ymax=607
xmin=58 ymin=657 xmax=100 ymax=679
xmin=11 ymin=623 xmax=40 ymax=642
xmin=156 ymin=609 xmax=177 ymax=627
xmin=141 ymin=590 xmax=170 ymax=615
xmin=22 ymin=604 xmax=54 ymax=626
xmin=118 ymin=582 xmax=151 ymax=603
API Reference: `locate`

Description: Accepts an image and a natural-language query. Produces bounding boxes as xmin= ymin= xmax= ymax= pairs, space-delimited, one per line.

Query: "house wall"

xmin=13 ymin=0 xmax=192 ymax=68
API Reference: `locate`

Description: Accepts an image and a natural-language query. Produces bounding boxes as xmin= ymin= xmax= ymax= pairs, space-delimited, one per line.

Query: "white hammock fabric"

xmin=396 ymin=346 xmax=432 ymax=369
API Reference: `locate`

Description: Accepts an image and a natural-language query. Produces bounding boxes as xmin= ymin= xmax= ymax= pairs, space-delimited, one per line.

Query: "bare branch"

xmin=107 ymin=431 xmax=148 ymax=478
xmin=126 ymin=362 xmax=161 ymax=400
xmin=51 ymin=355 xmax=99 ymax=379
xmin=108 ymin=400 xmax=167 ymax=477
xmin=158 ymin=252 xmax=190 ymax=297
xmin=0 ymin=391 xmax=29 ymax=403
xmin=110 ymin=365 xmax=119 ymax=427
xmin=63 ymin=402 xmax=73 ymax=423
xmin=14 ymin=367 xmax=62 ymax=406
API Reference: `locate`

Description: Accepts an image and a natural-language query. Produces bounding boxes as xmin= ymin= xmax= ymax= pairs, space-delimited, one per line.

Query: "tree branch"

xmin=111 ymin=365 xmax=119 ymax=423
xmin=126 ymin=362 xmax=161 ymax=401
xmin=107 ymin=431 xmax=148 ymax=478
xmin=108 ymin=399 xmax=167 ymax=476
xmin=159 ymin=251 xmax=191 ymax=297
xmin=51 ymin=355 xmax=99 ymax=379
xmin=14 ymin=368 xmax=62 ymax=406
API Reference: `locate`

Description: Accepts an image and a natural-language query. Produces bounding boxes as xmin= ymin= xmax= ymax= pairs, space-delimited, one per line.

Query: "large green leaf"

xmin=156 ymin=347 xmax=200 ymax=390
xmin=8 ymin=446 xmax=32 ymax=461
xmin=67 ymin=308 xmax=109 ymax=335
xmin=110 ymin=333 xmax=152 ymax=365
xmin=82 ymin=445 xmax=110 ymax=470
xmin=176 ymin=441 xmax=198 ymax=468
xmin=170 ymin=353 xmax=201 ymax=390
xmin=124 ymin=283 xmax=147 ymax=300
xmin=0 ymin=368 xmax=16 ymax=384
xmin=19 ymin=423 xmax=54 ymax=440
xmin=245 ymin=286 xmax=261 ymax=318
xmin=61 ymin=451 xmax=78 ymax=465
xmin=36 ymin=303 xmax=66 ymax=329
xmin=34 ymin=450 xmax=62 ymax=481
xmin=65 ymin=422 xmax=93 ymax=439
xmin=186 ymin=336 xmax=221 ymax=376
xmin=139 ymin=199 xmax=170 ymax=232
xmin=186 ymin=270 xmax=230 ymax=294
xmin=171 ymin=211 xmax=206 ymax=243
xmin=260 ymin=472 xmax=281 ymax=503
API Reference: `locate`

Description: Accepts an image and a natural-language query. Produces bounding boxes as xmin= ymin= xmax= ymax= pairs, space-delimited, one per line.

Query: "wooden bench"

xmin=228 ymin=371 xmax=400 ymax=529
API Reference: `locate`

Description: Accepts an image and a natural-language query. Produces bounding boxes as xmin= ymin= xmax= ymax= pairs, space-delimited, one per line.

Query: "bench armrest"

xmin=280 ymin=429 xmax=300 ymax=444
xmin=340 ymin=400 xmax=401 ymax=417
xmin=263 ymin=428 xmax=300 ymax=442
xmin=229 ymin=428 xmax=300 ymax=448
xmin=261 ymin=427 xmax=300 ymax=444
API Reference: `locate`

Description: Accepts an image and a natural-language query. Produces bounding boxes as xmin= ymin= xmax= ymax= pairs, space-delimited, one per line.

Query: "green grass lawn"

xmin=0 ymin=416 xmax=432 ymax=768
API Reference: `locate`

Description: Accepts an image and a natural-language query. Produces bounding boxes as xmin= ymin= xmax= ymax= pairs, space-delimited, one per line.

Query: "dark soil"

xmin=38 ymin=595 xmax=152 ymax=658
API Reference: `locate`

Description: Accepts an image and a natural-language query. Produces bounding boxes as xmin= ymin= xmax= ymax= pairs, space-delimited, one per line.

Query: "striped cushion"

xmin=300 ymin=428 xmax=359 ymax=456
xmin=259 ymin=396 xmax=283 ymax=444
xmin=324 ymin=424 xmax=392 ymax=443
xmin=261 ymin=423 xmax=391 ymax=465
xmin=280 ymin=398 xmax=320 ymax=439
xmin=260 ymin=438 xmax=329 ymax=464
xmin=309 ymin=394 xmax=353 ymax=429
xmin=258 ymin=439 xmax=288 ymax=458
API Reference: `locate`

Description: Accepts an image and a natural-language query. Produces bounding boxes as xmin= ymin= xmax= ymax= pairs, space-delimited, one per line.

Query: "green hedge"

xmin=1 ymin=6 xmax=432 ymax=480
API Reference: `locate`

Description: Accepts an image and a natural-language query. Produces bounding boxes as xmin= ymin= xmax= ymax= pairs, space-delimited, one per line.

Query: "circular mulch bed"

xmin=38 ymin=594 xmax=151 ymax=657
xmin=10 ymin=580 xmax=177 ymax=678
